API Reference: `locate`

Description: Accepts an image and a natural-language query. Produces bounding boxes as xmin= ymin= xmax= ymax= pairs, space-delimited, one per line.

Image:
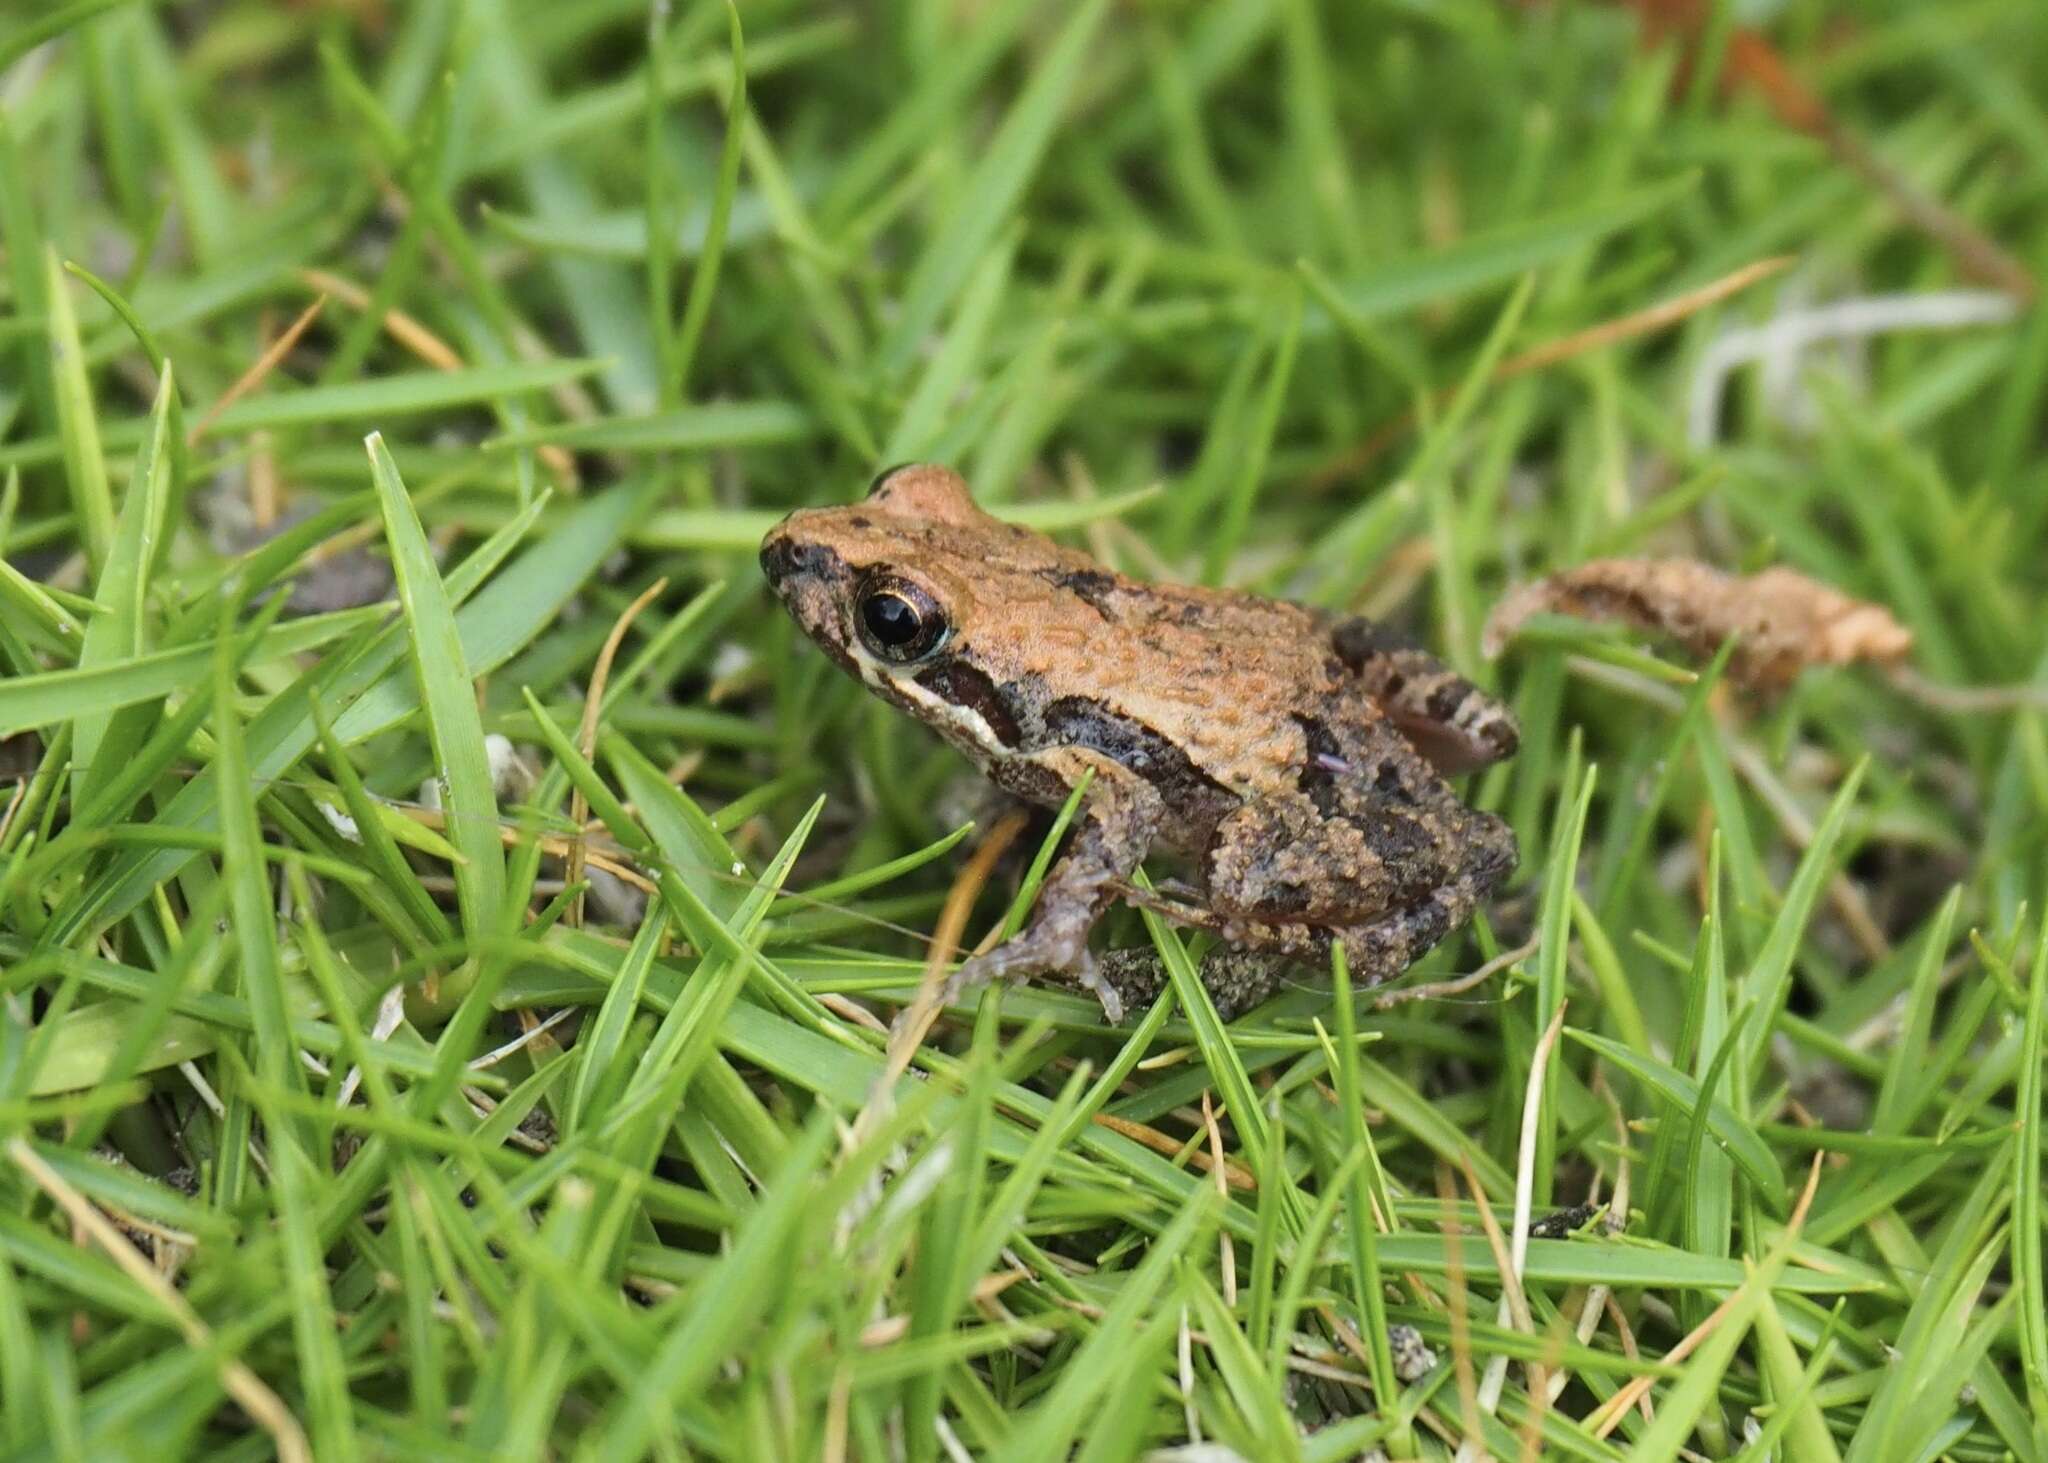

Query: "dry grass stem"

xmin=188 ymin=294 xmax=329 ymax=446
xmin=567 ymin=576 xmax=669 ymax=926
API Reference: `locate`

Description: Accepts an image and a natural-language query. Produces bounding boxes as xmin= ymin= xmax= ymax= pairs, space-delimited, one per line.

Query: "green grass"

xmin=1 ymin=1 xmax=2046 ymax=1458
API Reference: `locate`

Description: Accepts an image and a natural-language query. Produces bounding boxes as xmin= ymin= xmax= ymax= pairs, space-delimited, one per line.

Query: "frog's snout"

xmin=758 ymin=528 xmax=840 ymax=595
xmin=759 ymin=525 xmax=860 ymax=658
xmin=757 ymin=532 xmax=796 ymax=590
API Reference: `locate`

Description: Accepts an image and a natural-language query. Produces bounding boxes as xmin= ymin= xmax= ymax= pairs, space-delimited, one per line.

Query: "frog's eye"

xmin=855 ymin=574 xmax=947 ymax=663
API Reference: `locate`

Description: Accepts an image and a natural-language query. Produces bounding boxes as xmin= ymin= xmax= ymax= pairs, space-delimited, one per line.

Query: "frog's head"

xmin=761 ymin=464 xmax=1054 ymax=754
xmin=759 ymin=462 xmax=977 ymax=663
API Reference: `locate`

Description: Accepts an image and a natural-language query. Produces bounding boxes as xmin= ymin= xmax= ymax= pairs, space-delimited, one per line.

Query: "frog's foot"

xmin=1388 ymin=1322 xmax=1438 ymax=1383
xmin=1073 ymin=951 xmax=1125 ymax=1023
xmin=1095 ymin=948 xmax=1299 ymax=1022
xmin=939 ymin=937 xmax=1126 ymax=1023
xmin=1323 ymin=877 xmax=1480 ymax=988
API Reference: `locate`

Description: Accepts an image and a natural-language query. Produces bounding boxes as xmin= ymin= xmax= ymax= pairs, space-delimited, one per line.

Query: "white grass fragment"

xmin=335 ymin=985 xmax=406 ymax=1107
xmin=1687 ymin=289 xmax=2020 ymax=448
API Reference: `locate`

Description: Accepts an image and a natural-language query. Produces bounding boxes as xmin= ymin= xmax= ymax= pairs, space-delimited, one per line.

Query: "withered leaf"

xmin=1483 ymin=557 xmax=1913 ymax=692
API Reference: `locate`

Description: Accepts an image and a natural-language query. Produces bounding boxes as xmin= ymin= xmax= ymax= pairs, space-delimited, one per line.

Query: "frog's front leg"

xmin=942 ymin=759 xmax=1164 ymax=1021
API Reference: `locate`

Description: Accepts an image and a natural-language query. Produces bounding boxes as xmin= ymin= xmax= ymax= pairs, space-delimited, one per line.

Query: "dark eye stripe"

xmin=1039 ymin=697 xmax=1230 ymax=802
xmin=913 ymin=662 xmax=1023 ymax=748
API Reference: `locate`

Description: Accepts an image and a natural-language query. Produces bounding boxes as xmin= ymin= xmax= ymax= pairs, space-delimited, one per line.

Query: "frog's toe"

xmin=937 ymin=941 xmax=1043 ymax=1008
xmin=941 ymin=934 xmax=1127 ymax=1019
xmin=1071 ymin=950 xmax=1127 ymax=1023
xmin=935 ymin=953 xmax=997 ymax=1009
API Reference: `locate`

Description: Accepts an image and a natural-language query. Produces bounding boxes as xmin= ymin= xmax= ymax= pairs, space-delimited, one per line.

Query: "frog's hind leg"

xmin=1095 ymin=947 xmax=1303 ymax=1022
xmin=1324 ymin=843 xmax=1511 ymax=989
xmin=1098 ymin=846 xmax=1509 ymax=1021
xmin=1094 ymin=882 xmax=1310 ymax=1020
xmin=1328 ymin=616 xmax=1519 ymax=774
xmin=1109 ymin=870 xmax=1491 ymax=1021
xmin=1188 ymin=800 xmax=1515 ymax=1012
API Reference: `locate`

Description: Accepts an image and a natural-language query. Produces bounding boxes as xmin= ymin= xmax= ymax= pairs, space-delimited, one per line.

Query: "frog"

xmin=759 ymin=464 xmax=1520 ymax=1022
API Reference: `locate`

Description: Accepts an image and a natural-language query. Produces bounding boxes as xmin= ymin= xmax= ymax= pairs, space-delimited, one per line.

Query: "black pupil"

xmin=863 ymin=592 xmax=922 ymax=646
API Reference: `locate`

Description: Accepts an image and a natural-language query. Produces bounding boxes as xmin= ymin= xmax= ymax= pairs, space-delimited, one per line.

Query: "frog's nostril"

xmin=760 ymin=536 xmax=807 ymax=585
xmin=758 ymin=535 xmax=841 ymax=589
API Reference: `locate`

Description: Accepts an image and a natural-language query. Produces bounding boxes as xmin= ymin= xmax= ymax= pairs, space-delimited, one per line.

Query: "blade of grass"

xmin=205 ymin=601 xmax=359 ymax=1454
xmin=72 ymin=365 xmax=177 ymax=804
xmin=1134 ymin=874 xmax=1299 ymax=1235
xmin=1202 ymin=287 xmax=1302 ymax=585
xmin=878 ymin=0 xmax=1109 ymax=374
xmin=43 ymin=472 xmax=613 ymax=946
xmin=562 ymin=908 xmax=665 ymax=1136
xmin=1569 ymin=1031 xmax=1790 ymax=1211
xmin=591 ymin=1116 xmax=837 ymax=1460
xmin=2014 ymin=906 xmax=2048 ymax=1448
xmin=0 ymin=608 xmax=383 ymax=740
xmin=1740 ymin=1301 xmax=1845 ymax=1463
xmin=667 ymin=3 xmax=745 ymax=402
xmin=484 ymin=398 xmax=810 ymax=452
xmin=1617 ymin=1165 xmax=1821 ymax=1461
xmin=1185 ymin=1261 xmax=1302 ymax=1458
xmin=43 ymin=246 xmax=114 ymax=573
xmin=641 ymin=0 xmax=678 ymax=405
xmin=1737 ymin=759 xmax=1870 ymax=1084
xmin=1327 ymin=942 xmax=1403 ymax=1443
xmin=992 ymin=1187 xmax=1217 ymax=1462
xmin=62 ymin=258 xmax=164 ymax=376
xmin=365 ymin=433 xmax=506 ymax=944
xmin=0 ymin=0 xmax=140 ymax=72
xmin=883 ymin=233 xmax=1016 ymax=464
xmin=1309 ymin=175 xmax=1698 ymax=335
xmin=1531 ymin=759 xmax=1597 ymax=1210
xmin=208 ymin=360 xmax=605 ymax=433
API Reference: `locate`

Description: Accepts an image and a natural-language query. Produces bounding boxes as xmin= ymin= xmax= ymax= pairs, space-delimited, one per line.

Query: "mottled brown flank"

xmin=759 ymin=465 xmax=1523 ymax=1019
xmin=1484 ymin=556 xmax=1913 ymax=691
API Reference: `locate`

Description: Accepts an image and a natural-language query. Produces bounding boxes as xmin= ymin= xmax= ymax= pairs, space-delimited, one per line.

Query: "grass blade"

xmin=1570 ymin=1030 xmax=1790 ymax=1211
xmin=1737 ymin=759 xmax=1869 ymax=1083
xmin=667 ymin=3 xmax=746 ymax=401
xmin=878 ymin=0 xmax=1109 ymax=373
xmin=209 ymin=360 xmax=605 ymax=433
xmin=364 ymin=432 xmax=507 ymax=948
xmin=43 ymin=246 xmax=114 ymax=572
xmin=2014 ymin=908 xmax=2048 ymax=1447
xmin=72 ymin=364 xmax=177 ymax=803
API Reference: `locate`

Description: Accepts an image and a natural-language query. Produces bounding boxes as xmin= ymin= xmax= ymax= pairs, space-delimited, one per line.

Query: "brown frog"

xmin=759 ymin=465 xmax=1519 ymax=1021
